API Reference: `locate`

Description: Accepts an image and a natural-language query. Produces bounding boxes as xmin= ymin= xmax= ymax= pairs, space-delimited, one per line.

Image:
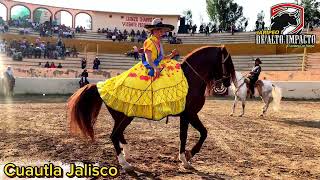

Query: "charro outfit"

xmin=248 ymin=64 xmax=261 ymax=95
xmin=97 ymin=20 xmax=188 ymax=120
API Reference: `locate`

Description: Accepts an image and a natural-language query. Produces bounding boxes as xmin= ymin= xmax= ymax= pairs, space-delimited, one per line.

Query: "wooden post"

xmin=96 ymin=43 xmax=99 ymax=56
xmin=85 ymin=44 xmax=88 ymax=60
xmin=302 ymin=23 xmax=309 ymax=71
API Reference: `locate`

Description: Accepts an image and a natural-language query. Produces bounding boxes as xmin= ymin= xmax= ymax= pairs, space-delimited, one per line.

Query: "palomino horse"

xmin=230 ymin=71 xmax=282 ymax=117
xmin=2 ymin=73 xmax=15 ymax=96
xmin=67 ymin=46 xmax=236 ymax=170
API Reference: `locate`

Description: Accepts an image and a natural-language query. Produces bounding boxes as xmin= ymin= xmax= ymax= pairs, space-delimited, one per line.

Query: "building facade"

xmin=0 ymin=0 xmax=180 ymax=32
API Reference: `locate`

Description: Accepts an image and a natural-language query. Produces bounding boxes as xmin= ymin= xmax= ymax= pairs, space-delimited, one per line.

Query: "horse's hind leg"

xmin=260 ymin=94 xmax=271 ymax=117
xmin=108 ymin=107 xmax=133 ymax=170
xmin=119 ymin=134 xmax=131 ymax=159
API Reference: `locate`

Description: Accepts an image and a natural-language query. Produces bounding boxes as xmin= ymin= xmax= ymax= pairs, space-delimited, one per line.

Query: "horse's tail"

xmin=67 ymin=84 xmax=103 ymax=141
xmin=271 ymin=84 xmax=282 ymax=111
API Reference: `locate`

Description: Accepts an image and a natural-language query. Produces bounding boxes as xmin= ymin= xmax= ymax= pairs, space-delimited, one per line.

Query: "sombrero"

xmin=144 ymin=18 xmax=174 ymax=32
xmin=254 ymin=58 xmax=262 ymax=64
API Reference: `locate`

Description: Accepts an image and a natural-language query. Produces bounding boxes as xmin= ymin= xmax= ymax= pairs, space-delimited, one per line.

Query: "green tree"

xmin=182 ymin=9 xmax=193 ymax=25
xmin=206 ymin=0 xmax=245 ymax=31
xmin=300 ymin=0 xmax=320 ymax=26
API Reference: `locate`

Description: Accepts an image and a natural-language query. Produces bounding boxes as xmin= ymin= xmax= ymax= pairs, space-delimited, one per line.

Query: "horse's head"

xmin=212 ymin=47 xmax=235 ymax=88
xmin=182 ymin=46 xmax=235 ymax=95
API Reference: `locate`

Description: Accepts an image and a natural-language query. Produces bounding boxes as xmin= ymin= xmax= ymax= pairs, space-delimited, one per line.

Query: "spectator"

xmin=255 ymin=20 xmax=259 ymax=31
xmin=0 ymin=40 xmax=5 ymax=53
xmin=93 ymin=57 xmax=100 ymax=70
xmin=65 ymin=47 xmax=71 ymax=57
xmin=199 ymin=24 xmax=204 ymax=33
xmin=57 ymin=63 xmax=62 ymax=68
xmin=79 ymin=69 xmax=89 ymax=88
xmin=192 ymin=24 xmax=197 ymax=36
xmin=133 ymin=46 xmax=139 ymax=60
xmin=112 ymin=35 xmax=116 ymax=42
xmin=0 ymin=25 xmax=4 ymax=33
xmin=5 ymin=66 xmax=14 ymax=79
xmin=81 ymin=57 xmax=87 ymax=69
xmin=231 ymin=23 xmax=235 ymax=35
xmin=4 ymin=23 xmax=9 ymax=32
xmin=71 ymin=46 xmax=78 ymax=58
xmin=130 ymin=29 xmax=135 ymax=36
xmin=205 ymin=25 xmax=210 ymax=36
xmin=50 ymin=62 xmax=56 ymax=68
xmin=44 ymin=61 xmax=50 ymax=68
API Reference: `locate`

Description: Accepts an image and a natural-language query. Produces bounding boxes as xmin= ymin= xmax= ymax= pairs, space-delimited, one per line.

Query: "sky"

xmin=11 ymin=0 xmax=298 ymax=30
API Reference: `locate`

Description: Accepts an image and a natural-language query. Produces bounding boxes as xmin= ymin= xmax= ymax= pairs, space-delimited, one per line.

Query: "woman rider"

xmin=97 ymin=18 xmax=188 ymax=120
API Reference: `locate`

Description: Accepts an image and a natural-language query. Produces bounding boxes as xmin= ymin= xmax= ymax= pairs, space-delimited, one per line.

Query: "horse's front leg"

xmin=187 ymin=114 xmax=207 ymax=164
xmin=179 ymin=114 xmax=193 ymax=169
xmin=230 ymin=96 xmax=238 ymax=116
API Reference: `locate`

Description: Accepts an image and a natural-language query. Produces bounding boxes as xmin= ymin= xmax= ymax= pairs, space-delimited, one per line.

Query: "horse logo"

xmin=270 ymin=3 xmax=304 ymax=34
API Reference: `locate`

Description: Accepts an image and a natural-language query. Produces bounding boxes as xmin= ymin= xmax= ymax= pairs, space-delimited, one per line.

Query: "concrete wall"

xmin=0 ymin=77 xmax=102 ymax=95
xmin=1 ymin=78 xmax=320 ymax=99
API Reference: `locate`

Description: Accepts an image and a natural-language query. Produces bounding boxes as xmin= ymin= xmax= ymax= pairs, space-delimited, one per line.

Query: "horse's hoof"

xmin=229 ymin=113 xmax=234 ymax=117
xmin=238 ymin=114 xmax=243 ymax=117
xmin=122 ymin=163 xmax=134 ymax=172
xmin=185 ymin=150 xmax=193 ymax=162
xmin=259 ymin=114 xmax=264 ymax=117
xmin=182 ymin=162 xmax=194 ymax=170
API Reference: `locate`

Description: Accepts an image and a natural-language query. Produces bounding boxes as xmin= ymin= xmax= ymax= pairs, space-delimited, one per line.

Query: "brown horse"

xmin=68 ymin=46 xmax=236 ymax=170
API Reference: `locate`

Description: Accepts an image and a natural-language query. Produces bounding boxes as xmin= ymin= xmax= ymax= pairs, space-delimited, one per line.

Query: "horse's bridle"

xmin=184 ymin=48 xmax=231 ymax=85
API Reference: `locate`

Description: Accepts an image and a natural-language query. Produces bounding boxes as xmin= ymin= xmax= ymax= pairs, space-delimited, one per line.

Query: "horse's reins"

xmin=183 ymin=51 xmax=231 ymax=85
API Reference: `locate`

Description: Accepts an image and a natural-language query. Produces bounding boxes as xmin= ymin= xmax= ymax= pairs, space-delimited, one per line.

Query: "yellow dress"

xmin=97 ymin=35 xmax=188 ymax=120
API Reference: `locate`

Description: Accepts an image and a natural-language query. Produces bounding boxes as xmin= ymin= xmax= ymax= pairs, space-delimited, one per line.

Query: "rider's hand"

xmin=171 ymin=49 xmax=178 ymax=56
xmin=154 ymin=67 xmax=161 ymax=79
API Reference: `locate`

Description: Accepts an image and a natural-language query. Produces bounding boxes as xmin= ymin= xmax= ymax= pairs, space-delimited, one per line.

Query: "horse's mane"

xmin=181 ymin=46 xmax=224 ymax=64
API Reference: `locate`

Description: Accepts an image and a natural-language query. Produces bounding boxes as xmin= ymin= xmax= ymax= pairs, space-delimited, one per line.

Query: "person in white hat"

xmin=97 ymin=18 xmax=188 ymax=121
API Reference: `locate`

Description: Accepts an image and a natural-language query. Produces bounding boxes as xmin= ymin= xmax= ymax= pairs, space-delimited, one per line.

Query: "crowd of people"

xmin=43 ymin=61 xmax=63 ymax=68
xmin=98 ymin=27 xmax=149 ymax=43
xmin=186 ymin=22 xmax=246 ymax=35
xmin=97 ymin=27 xmax=182 ymax=44
xmin=37 ymin=23 xmax=76 ymax=38
xmin=3 ymin=17 xmax=84 ymax=38
xmin=0 ymin=37 xmax=79 ymax=62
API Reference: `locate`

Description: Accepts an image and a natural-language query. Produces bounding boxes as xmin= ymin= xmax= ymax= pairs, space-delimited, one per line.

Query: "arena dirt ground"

xmin=0 ymin=96 xmax=319 ymax=179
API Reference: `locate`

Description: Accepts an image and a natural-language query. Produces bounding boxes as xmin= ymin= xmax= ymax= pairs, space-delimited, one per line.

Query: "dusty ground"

xmin=0 ymin=96 xmax=319 ymax=179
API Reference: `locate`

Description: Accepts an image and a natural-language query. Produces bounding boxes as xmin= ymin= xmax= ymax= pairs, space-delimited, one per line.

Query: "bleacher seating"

xmin=7 ymin=28 xmax=257 ymax=44
xmin=97 ymin=53 xmax=303 ymax=71
xmin=8 ymin=28 xmax=111 ymax=41
xmin=176 ymin=32 xmax=256 ymax=44
xmin=0 ymin=50 xmax=306 ymax=73
xmin=306 ymin=53 xmax=320 ymax=71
